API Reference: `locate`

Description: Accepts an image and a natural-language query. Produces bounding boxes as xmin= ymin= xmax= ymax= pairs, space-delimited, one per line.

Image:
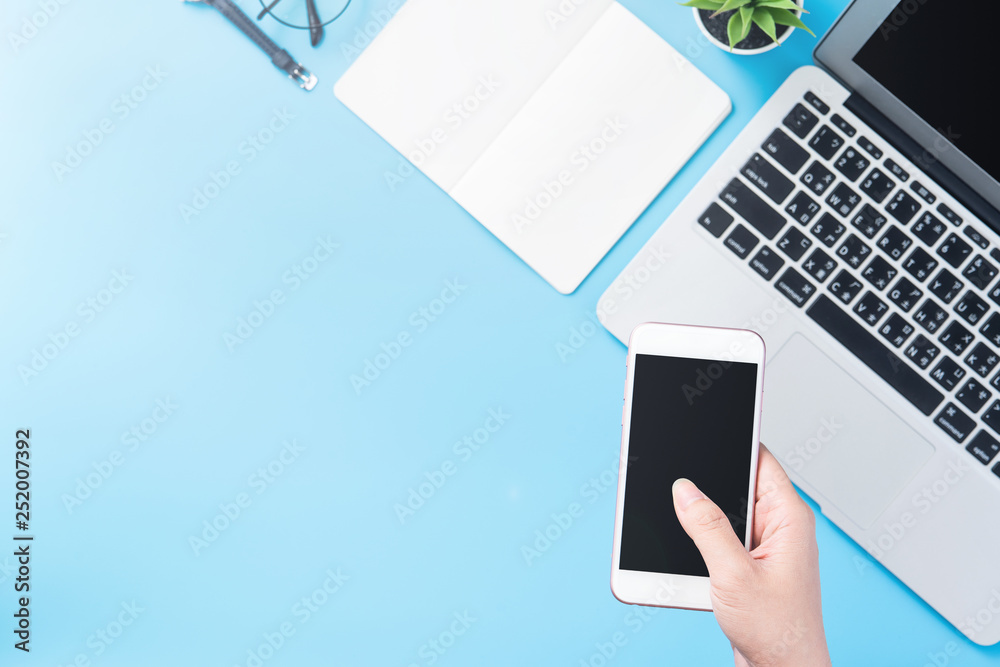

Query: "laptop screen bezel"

xmin=814 ymin=0 xmax=1000 ymax=214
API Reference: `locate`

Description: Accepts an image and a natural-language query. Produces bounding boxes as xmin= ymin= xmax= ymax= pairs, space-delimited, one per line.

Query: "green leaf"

xmin=678 ymin=0 xmax=725 ymax=9
xmin=753 ymin=8 xmax=778 ymax=43
xmin=756 ymin=0 xmax=809 ymax=13
xmin=712 ymin=0 xmax=751 ymax=18
xmin=739 ymin=4 xmax=753 ymax=29
xmin=763 ymin=6 xmax=815 ymax=36
xmin=727 ymin=11 xmax=746 ymax=49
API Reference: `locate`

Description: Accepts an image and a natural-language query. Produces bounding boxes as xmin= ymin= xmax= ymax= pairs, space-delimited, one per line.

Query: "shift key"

xmin=721 ymin=179 xmax=786 ymax=240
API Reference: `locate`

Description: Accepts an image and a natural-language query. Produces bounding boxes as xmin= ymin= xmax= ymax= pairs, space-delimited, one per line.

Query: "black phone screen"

xmin=619 ymin=353 xmax=759 ymax=577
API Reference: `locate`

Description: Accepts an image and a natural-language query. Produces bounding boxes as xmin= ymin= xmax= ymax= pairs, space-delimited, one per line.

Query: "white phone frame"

xmin=611 ymin=322 xmax=765 ymax=611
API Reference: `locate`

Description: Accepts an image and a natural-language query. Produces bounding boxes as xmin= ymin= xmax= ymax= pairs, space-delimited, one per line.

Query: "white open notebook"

xmin=335 ymin=0 xmax=731 ymax=293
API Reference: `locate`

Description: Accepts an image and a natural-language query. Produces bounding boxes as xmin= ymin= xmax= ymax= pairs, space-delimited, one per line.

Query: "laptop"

xmin=598 ymin=0 xmax=1000 ymax=646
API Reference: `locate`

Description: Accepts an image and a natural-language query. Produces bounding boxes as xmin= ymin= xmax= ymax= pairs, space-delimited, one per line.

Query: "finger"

xmin=672 ymin=478 xmax=750 ymax=578
xmin=755 ymin=444 xmax=797 ymax=503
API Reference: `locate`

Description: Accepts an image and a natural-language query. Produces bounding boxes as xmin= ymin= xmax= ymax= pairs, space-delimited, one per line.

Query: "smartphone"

xmin=611 ymin=322 xmax=765 ymax=611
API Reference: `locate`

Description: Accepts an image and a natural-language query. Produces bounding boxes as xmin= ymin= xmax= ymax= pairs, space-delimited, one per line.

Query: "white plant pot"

xmin=693 ymin=2 xmax=803 ymax=55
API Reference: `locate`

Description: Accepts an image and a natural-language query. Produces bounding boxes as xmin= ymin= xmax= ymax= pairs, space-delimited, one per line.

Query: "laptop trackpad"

xmin=763 ymin=334 xmax=935 ymax=529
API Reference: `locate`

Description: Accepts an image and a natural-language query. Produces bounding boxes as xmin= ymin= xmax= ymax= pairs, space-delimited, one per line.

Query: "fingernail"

xmin=672 ymin=478 xmax=706 ymax=511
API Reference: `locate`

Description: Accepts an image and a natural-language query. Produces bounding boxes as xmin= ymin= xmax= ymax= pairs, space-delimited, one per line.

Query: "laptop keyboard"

xmin=698 ymin=91 xmax=1000 ymax=477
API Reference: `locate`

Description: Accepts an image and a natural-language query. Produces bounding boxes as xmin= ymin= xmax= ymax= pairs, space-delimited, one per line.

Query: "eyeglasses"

xmin=257 ymin=0 xmax=352 ymax=47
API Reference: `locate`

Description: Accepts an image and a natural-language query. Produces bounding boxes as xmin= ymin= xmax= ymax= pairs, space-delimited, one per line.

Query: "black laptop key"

xmin=837 ymin=234 xmax=871 ymax=269
xmin=858 ymin=136 xmax=883 ymax=160
xmin=938 ymin=321 xmax=974 ymax=356
xmin=913 ymin=299 xmax=948 ymax=334
xmin=855 ymin=291 xmax=889 ymax=326
xmin=742 ymin=154 xmax=795 ymax=204
xmin=905 ymin=334 xmax=940 ymax=370
xmin=955 ymin=291 xmax=989 ymax=326
xmin=774 ymin=268 xmax=816 ymax=308
xmin=931 ymin=356 xmax=966 ymax=391
xmin=903 ymin=247 xmax=938 ymax=282
xmin=963 ymin=227 xmax=989 ymax=250
xmin=783 ymin=103 xmax=819 ymax=139
xmin=721 ymin=179 xmax=785 ymax=240
xmin=884 ymin=158 xmax=909 ymax=181
xmin=826 ymin=183 xmax=861 ymax=218
xmin=911 ymin=212 xmax=947 ymax=246
xmin=749 ymin=246 xmax=785 ymax=281
xmin=879 ymin=313 xmax=915 ymax=348
xmin=803 ymin=248 xmax=837 ymax=283
xmin=829 ymin=270 xmax=864 ymax=306
xmin=957 ymin=379 xmax=992 ymax=413
xmin=851 ymin=204 xmax=888 ymax=239
xmin=786 ymin=191 xmax=821 ymax=225
xmin=809 ymin=126 xmax=845 ymax=160
xmin=698 ymin=202 xmax=735 ymax=238
xmin=877 ymin=226 xmax=913 ymax=260
xmin=804 ymin=91 xmax=830 ymax=115
xmin=762 ymin=129 xmax=809 ymax=174
xmin=834 ymin=147 xmax=870 ymax=181
xmin=981 ymin=313 xmax=1000 ymax=346
xmin=937 ymin=233 xmax=973 ymax=268
xmin=724 ymin=224 xmax=759 ymax=259
xmin=859 ymin=168 xmax=895 ymax=204
xmin=935 ymin=403 xmax=975 ymax=443
xmin=929 ymin=269 xmax=964 ymax=304
xmin=800 ymin=161 xmax=836 ymax=196
xmin=962 ymin=255 xmax=997 ymax=290
xmin=967 ymin=431 xmax=1000 ymax=465
xmin=937 ymin=203 xmax=962 ymax=226
xmin=863 ymin=256 xmax=897 ymax=291
xmin=888 ymin=277 xmax=922 ymax=312
xmin=811 ymin=213 xmax=846 ymax=247
xmin=831 ymin=113 xmax=856 ymax=137
xmin=806 ymin=295 xmax=943 ymax=415
xmin=988 ymin=278 xmax=1000 ymax=308
xmin=965 ymin=342 xmax=1000 ymax=378
xmin=885 ymin=190 xmax=921 ymax=225
xmin=777 ymin=227 xmax=812 ymax=261
xmin=982 ymin=400 xmax=1000 ymax=436
xmin=911 ymin=181 xmax=936 ymax=205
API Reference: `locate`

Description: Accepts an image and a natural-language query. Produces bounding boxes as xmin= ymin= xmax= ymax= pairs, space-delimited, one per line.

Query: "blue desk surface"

xmin=3 ymin=0 xmax=998 ymax=664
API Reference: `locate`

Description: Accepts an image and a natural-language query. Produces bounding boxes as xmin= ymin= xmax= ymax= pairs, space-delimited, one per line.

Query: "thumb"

xmin=672 ymin=478 xmax=750 ymax=578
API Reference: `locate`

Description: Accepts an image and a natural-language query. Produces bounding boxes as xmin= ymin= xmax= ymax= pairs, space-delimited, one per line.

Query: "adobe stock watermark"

xmin=61 ymin=397 xmax=179 ymax=514
xmin=55 ymin=600 xmax=145 ymax=667
xmin=680 ymin=340 xmax=756 ymax=406
xmin=188 ymin=439 xmax=305 ymax=556
xmin=959 ymin=588 xmax=1000 ymax=644
xmin=234 ymin=566 xmax=349 ymax=667
xmin=578 ymin=581 xmax=678 ymax=667
xmin=8 ymin=0 xmax=73 ymax=54
xmin=51 ymin=66 xmax=168 ymax=181
xmin=555 ymin=311 xmax=603 ymax=363
xmin=783 ymin=416 xmax=845 ymax=472
xmin=878 ymin=0 xmax=929 ymax=41
xmin=17 ymin=269 xmax=133 ymax=386
xmin=512 ymin=116 xmax=628 ymax=235
xmin=223 ymin=236 xmax=339 ymax=352
xmin=179 ymin=108 xmax=296 ymax=223
xmin=393 ymin=407 xmax=512 ymax=524
xmin=350 ymin=279 xmax=468 ymax=395
xmin=595 ymin=245 xmax=671 ymax=326
xmin=339 ymin=0 xmax=401 ymax=62
xmin=545 ymin=0 xmax=590 ymax=31
xmin=405 ymin=611 xmax=477 ymax=667
xmin=384 ymin=74 xmax=501 ymax=191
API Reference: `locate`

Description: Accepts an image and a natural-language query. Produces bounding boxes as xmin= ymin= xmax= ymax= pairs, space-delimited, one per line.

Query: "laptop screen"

xmin=852 ymin=3 xmax=995 ymax=182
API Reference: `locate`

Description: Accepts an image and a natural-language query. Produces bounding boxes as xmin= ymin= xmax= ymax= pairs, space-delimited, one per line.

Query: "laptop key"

xmin=965 ymin=342 xmax=1000 ymax=378
xmin=962 ymin=255 xmax=997 ymax=290
xmin=698 ymin=202 xmax=735 ymax=238
xmin=774 ymin=268 xmax=816 ymax=308
xmin=931 ymin=356 xmax=965 ymax=391
xmin=937 ymin=203 xmax=962 ymax=226
xmin=742 ymin=154 xmax=795 ymax=204
xmin=879 ymin=313 xmax=915 ymax=348
xmin=854 ymin=291 xmax=889 ymax=326
xmin=785 ymin=191 xmax=821 ymax=225
xmin=877 ymin=227 xmax=913 ymax=260
xmin=831 ymin=113 xmax=856 ymax=137
xmin=859 ymin=168 xmax=895 ymax=204
xmin=803 ymin=248 xmax=837 ymax=283
xmin=858 ymin=136 xmax=883 ymax=160
xmin=929 ymin=269 xmax=964 ymax=304
xmin=938 ymin=321 xmax=974 ymax=355
xmin=982 ymin=400 xmax=1000 ymax=436
xmin=800 ymin=161 xmax=836 ymax=196
xmin=884 ymin=158 xmax=909 ymax=181
xmin=954 ymin=291 xmax=989 ymax=326
xmin=981 ymin=313 xmax=1000 ymax=346
xmin=762 ymin=129 xmax=809 ymax=174
xmin=934 ymin=403 xmax=975 ymax=443
xmin=749 ymin=246 xmax=785 ymax=281
xmin=911 ymin=212 xmax=947 ymax=246
xmin=885 ymin=191 xmax=921 ymax=225
xmin=826 ymin=183 xmax=861 ymax=217
xmin=903 ymin=247 xmax=938 ymax=282
xmin=806 ymin=294 xmax=943 ymax=415
xmin=809 ymin=126 xmax=844 ymax=160
xmin=804 ymin=92 xmax=830 ymax=115
xmin=837 ymin=234 xmax=871 ymax=269
xmin=913 ymin=299 xmax=948 ymax=334
xmin=905 ymin=334 xmax=940 ymax=369
xmin=724 ymin=224 xmax=759 ymax=259
xmin=963 ymin=227 xmax=989 ymax=250
xmin=783 ymin=103 xmax=819 ymax=139
xmin=957 ymin=379 xmax=992 ymax=413
xmin=937 ymin=233 xmax=973 ymax=268
xmin=888 ymin=277 xmax=922 ymax=312
xmin=851 ymin=204 xmax=888 ymax=239
xmin=829 ymin=270 xmax=864 ymax=305
xmin=863 ymin=256 xmax=897 ymax=291
xmin=967 ymin=431 xmax=1000 ymax=465
xmin=777 ymin=227 xmax=812 ymax=261
xmin=834 ymin=147 xmax=870 ymax=181
xmin=811 ymin=213 xmax=846 ymax=247
xmin=721 ymin=180 xmax=785 ymax=240
xmin=911 ymin=181 xmax=936 ymax=205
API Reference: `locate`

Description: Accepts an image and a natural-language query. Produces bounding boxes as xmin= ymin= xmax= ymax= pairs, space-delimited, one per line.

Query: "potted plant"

xmin=680 ymin=0 xmax=814 ymax=55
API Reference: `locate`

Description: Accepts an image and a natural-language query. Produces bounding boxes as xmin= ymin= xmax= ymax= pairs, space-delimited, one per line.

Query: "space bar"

xmin=806 ymin=295 xmax=944 ymax=416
